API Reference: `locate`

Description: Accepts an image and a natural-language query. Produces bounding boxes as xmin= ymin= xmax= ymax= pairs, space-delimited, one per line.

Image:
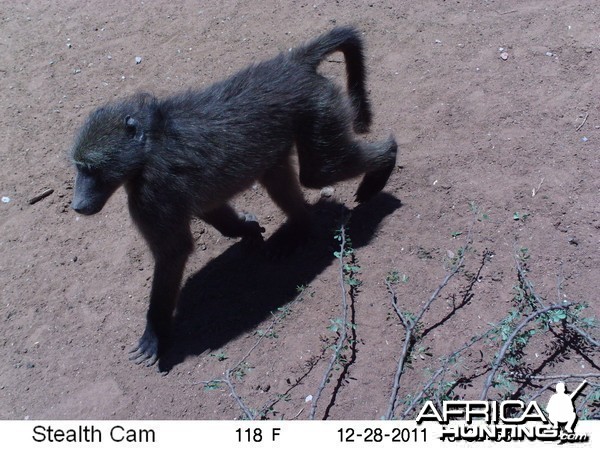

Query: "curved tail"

xmin=292 ymin=26 xmax=372 ymax=133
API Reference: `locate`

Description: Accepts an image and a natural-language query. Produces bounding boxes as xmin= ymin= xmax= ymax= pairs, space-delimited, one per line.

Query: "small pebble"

xmin=320 ymin=186 xmax=334 ymax=198
xmin=135 ymin=56 xmax=142 ymax=64
xmin=500 ymin=52 xmax=509 ymax=60
xmin=1 ymin=196 xmax=10 ymax=203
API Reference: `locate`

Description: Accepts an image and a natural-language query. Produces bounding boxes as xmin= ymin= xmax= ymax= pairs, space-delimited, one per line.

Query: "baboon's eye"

xmin=77 ymin=164 xmax=98 ymax=176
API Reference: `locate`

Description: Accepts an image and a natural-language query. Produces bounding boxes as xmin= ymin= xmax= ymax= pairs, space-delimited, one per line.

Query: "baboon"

xmin=70 ymin=26 xmax=397 ymax=367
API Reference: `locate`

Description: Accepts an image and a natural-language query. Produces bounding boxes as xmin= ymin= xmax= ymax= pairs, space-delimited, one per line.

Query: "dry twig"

xmin=480 ymin=303 xmax=571 ymax=400
xmin=309 ymin=222 xmax=351 ymax=420
xmin=516 ymin=255 xmax=598 ymax=347
xmin=400 ymin=328 xmax=495 ymax=419
xmin=385 ymin=246 xmax=467 ymax=419
xmin=204 ymin=291 xmax=305 ymax=419
xmin=28 ymin=188 xmax=54 ymax=205
xmin=576 ymin=112 xmax=589 ymax=131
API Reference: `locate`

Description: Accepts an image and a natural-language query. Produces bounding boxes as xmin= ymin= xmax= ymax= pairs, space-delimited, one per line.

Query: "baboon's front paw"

xmin=129 ymin=324 xmax=160 ymax=367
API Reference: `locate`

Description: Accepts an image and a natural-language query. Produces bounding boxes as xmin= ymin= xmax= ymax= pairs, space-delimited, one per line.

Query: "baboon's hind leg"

xmin=354 ymin=136 xmax=397 ymax=203
xmin=296 ymin=114 xmax=397 ymax=203
xmin=260 ymin=156 xmax=311 ymax=255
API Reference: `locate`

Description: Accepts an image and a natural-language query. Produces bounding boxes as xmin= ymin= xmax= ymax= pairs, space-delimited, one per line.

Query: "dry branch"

xmin=204 ymin=290 xmax=305 ymax=420
xmin=516 ymin=254 xmax=598 ymax=347
xmin=28 ymin=188 xmax=54 ymax=205
xmin=384 ymin=246 xmax=467 ymax=419
xmin=480 ymin=303 xmax=571 ymax=400
xmin=309 ymin=222 xmax=351 ymax=420
xmin=576 ymin=112 xmax=589 ymax=131
xmin=400 ymin=328 xmax=495 ymax=419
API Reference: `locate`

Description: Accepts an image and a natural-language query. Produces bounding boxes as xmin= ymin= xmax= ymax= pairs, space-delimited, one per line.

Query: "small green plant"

xmin=232 ymin=362 xmax=252 ymax=381
xmin=579 ymin=388 xmax=600 ymax=419
xmin=256 ymin=329 xmax=279 ymax=339
xmin=328 ymin=317 xmax=356 ymax=334
xmin=386 ymin=270 xmax=409 ymax=284
xmin=469 ymin=200 xmax=491 ymax=221
xmin=210 ymin=352 xmax=228 ymax=361
xmin=204 ymin=380 xmax=223 ymax=391
xmin=513 ymin=211 xmax=530 ymax=222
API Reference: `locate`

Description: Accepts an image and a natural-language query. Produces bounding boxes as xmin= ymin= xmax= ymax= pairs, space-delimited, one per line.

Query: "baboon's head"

xmin=70 ymin=94 xmax=156 ymax=215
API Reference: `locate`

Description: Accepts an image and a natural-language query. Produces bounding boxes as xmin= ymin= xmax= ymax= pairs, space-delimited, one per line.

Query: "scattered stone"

xmin=320 ymin=186 xmax=334 ymax=198
xmin=545 ymin=51 xmax=554 ymax=57
xmin=1 ymin=196 xmax=10 ymax=203
xmin=568 ymin=236 xmax=579 ymax=246
xmin=135 ymin=56 xmax=142 ymax=64
xmin=305 ymin=395 xmax=313 ymax=403
xmin=500 ymin=52 xmax=509 ymax=60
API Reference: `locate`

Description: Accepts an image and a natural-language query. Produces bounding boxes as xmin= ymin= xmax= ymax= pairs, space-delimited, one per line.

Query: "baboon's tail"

xmin=293 ymin=26 xmax=372 ymax=133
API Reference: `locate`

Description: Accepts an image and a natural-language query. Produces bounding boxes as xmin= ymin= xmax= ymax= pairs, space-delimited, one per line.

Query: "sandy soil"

xmin=1 ymin=0 xmax=598 ymax=420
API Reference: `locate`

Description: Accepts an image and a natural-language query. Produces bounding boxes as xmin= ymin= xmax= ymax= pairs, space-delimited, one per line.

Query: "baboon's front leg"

xmin=201 ymin=203 xmax=265 ymax=240
xmin=130 ymin=222 xmax=193 ymax=367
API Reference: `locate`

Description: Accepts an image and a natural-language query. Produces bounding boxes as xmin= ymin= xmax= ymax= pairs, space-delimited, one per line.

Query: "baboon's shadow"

xmin=159 ymin=194 xmax=401 ymax=371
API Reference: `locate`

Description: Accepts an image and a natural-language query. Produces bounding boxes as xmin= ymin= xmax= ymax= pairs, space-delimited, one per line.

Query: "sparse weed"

xmin=204 ymin=380 xmax=223 ymax=391
xmin=209 ymin=352 xmax=228 ymax=362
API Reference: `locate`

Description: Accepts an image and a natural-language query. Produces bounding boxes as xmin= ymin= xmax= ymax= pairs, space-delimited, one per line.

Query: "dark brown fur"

xmin=70 ymin=27 xmax=397 ymax=367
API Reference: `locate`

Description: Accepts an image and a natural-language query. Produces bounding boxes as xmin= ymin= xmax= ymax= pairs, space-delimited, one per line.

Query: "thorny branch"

xmin=309 ymin=222 xmax=351 ymax=420
xmin=400 ymin=328 xmax=496 ymax=419
xmin=515 ymin=255 xmax=599 ymax=348
xmin=203 ymin=291 xmax=305 ymax=420
xmin=480 ymin=304 xmax=572 ymax=400
xmin=384 ymin=231 xmax=471 ymax=419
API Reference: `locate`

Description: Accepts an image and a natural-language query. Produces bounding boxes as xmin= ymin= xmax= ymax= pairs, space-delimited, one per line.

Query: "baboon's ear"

xmin=124 ymin=115 xmax=145 ymax=143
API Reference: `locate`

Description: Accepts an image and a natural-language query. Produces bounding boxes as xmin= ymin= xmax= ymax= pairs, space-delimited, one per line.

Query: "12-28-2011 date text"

xmin=338 ymin=427 xmax=426 ymax=443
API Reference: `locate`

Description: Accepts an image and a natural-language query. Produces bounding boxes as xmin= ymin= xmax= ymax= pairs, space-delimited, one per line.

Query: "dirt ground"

xmin=1 ymin=0 xmax=598 ymax=420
